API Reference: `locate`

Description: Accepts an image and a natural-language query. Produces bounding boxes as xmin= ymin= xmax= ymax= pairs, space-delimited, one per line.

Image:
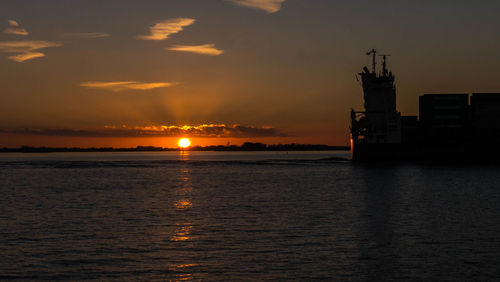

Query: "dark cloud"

xmin=1 ymin=124 xmax=288 ymax=138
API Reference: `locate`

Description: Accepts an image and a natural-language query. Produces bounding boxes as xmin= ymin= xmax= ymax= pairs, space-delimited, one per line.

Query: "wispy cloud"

xmin=63 ymin=32 xmax=111 ymax=39
xmin=0 ymin=41 xmax=61 ymax=53
xmin=4 ymin=20 xmax=29 ymax=36
xmin=0 ymin=40 xmax=62 ymax=62
xmin=8 ymin=52 xmax=45 ymax=63
xmin=80 ymin=81 xmax=178 ymax=92
xmin=4 ymin=124 xmax=287 ymax=138
xmin=137 ymin=18 xmax=195 ymax=41
xmin=167 ymin=44 xmax=224 ymax=56
xmin=227 ymin=0 xmax=286 ymax=13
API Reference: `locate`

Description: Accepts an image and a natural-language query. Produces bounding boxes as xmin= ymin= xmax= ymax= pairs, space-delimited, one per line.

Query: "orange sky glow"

xmin=2 ymin=1 xmax=500 ymax=148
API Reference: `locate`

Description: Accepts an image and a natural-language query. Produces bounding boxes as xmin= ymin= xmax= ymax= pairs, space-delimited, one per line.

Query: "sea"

xmin=0 ymin=151 xmax=499 ymax=281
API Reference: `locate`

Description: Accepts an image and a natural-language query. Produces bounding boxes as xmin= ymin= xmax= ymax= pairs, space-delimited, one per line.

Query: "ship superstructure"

xmin=351 ymin=50 xmax=401 ymax=155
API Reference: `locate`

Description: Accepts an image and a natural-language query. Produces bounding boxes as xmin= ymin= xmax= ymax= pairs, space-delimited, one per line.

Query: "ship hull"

xmin=351 ymin=141 xmax=500 ymax=162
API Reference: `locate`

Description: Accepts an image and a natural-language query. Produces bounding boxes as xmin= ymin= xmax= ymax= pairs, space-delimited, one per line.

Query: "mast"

xmin=379 ymin=54 xmax=391 ymax=77
xmin=366 ymin=49 xmax=377 ymax=73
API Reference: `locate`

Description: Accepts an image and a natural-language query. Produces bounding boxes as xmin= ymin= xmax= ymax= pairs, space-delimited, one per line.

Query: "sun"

xmin=178 ymin=138 xmax=191 ymax=148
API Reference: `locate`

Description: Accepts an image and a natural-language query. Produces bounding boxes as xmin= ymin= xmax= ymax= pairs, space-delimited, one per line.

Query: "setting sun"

xmin=178 ymin=138 xmax=191 ymax=148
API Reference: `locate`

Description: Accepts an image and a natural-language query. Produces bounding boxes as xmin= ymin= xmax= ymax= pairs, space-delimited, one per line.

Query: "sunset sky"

xmin=2 ymin=0 xmax=500 ymax=148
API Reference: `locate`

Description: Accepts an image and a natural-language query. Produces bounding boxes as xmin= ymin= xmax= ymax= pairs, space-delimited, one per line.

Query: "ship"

xmin=350 ymin=49 xmax=500 ymax=161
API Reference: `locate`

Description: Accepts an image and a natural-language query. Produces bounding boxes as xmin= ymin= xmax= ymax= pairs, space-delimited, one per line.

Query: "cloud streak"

xmin=167 ymin=44 xmax=224 ymax=56
xmin=80 ymin=81 xmax=178 ymax=92
xmin=138 ymin=18 xmax=195 ymax=41
xmin=227 ymin=0 xmax=286 ymax=13
xmin=8 ymin=52 xmax=45 ymax=63
xmin=63 ymin=32 xmax=111 ymax=39
xmin=0 ymin=40 xmax=62 ymax=62
xmin=3 ymin=124 xmax=287 ymax=138
xmin=4 ymin=20 xmax=29 ymax=36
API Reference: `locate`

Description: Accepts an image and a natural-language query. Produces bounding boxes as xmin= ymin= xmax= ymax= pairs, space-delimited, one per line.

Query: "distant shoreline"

xmin=0 ymin=143 xmax=350 ymax=153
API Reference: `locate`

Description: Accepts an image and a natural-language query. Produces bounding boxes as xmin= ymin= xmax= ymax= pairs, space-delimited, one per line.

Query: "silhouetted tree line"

xmin=0 ymin=143 xmax=349 ymax=153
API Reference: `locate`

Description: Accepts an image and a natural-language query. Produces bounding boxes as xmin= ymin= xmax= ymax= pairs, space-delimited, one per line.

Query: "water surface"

xmin=0 ymin=151 xmax=499 ymax=281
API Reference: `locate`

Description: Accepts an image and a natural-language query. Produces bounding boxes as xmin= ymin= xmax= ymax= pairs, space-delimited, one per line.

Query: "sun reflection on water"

xmin=167 ymin=162 xmax=197 ymax=281
xmin=170 ymin=264 xmax=198 ymax=269
xmin=170 ymin=224 xmax=193 ymax=242
xmin=167 ymin=264 xmax=198 ymax=281
xmin=169 ymin=164 xmax=195 ymax=243
xmin=174 ymin=199 xmax=193 ymax=210
xmin=176 ymin=274 xmax=193 ymax=281
xmin=179 ymin=150 xmax=190 ymax=161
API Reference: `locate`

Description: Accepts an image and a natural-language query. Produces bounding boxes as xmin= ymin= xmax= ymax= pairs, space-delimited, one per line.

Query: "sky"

xmin=2 ymin=0 xmax=500 ymax=148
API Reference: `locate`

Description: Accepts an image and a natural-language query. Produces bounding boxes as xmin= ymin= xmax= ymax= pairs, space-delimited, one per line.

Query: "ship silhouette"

xmin=350 ymin=49 xmax=500 ymax=161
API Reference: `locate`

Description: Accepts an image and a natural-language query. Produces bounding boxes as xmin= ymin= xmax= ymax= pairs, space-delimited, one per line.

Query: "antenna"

xmin=366 ymin=49 xmax=377 ymax=73
xmin=378 ymin=54 xmax=391 ymax=76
